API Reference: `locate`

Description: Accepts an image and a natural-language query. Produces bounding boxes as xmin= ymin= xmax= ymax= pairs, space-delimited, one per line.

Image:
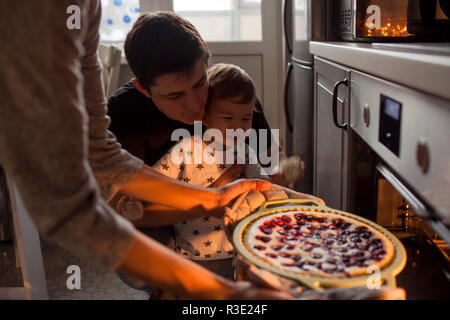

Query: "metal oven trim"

xmin=376 ymin=162 xmax=450 ymax=246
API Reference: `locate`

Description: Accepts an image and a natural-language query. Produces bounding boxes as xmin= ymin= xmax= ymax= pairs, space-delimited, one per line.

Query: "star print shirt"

xmin=153 ymin=136 xmax=268 ymax=260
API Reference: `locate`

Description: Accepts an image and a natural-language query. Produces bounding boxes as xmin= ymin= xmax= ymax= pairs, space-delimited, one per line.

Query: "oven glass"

xmin=356 ymin=0 xmax=413 ymax=38
xmin=375 ymin=175 xmax=450 ymax=299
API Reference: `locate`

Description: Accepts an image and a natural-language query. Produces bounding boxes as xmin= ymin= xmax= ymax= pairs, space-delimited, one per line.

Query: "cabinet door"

xmin=313 ymin=57 xmax=350 ymax=210
xmin=292 ymin=62 xmax=314 ymax=194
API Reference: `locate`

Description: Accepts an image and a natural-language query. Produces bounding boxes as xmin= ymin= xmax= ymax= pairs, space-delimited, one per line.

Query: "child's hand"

xmin=116 ymin=194 xmax=145 ymax=221
xmin=271 ymin=156 xmax=305 ymax=187
xmin=281 ymin=155 xmax=305 ymax=183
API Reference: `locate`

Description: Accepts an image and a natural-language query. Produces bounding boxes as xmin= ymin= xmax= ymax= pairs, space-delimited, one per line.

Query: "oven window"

xmin=356 ymin=0 xmax=413 ymax=38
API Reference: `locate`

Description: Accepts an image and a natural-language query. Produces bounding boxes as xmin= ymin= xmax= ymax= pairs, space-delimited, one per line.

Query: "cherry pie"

xmin=245 ymin=211 xmax=394 ymax=278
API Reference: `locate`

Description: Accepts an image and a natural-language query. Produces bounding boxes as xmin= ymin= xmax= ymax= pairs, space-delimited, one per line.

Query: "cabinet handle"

xmin=332 ymin=78 xmax=349 ymax=130
xmin=284 ymin=0 xmax=293 ymax=55
xmin=284 ymin=62 xmax=294 ymax=132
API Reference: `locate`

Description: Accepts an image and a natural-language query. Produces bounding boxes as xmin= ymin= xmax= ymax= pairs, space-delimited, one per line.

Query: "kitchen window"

xmin=100 ymin=0 xmax=141 ymax=42
xmin=99 ymin=0 xmax=262 ymax=42
xmin=99 ymin=0 xmax=283 ymax=141
xmin=173 ymin=0 xmax=262 ymax=41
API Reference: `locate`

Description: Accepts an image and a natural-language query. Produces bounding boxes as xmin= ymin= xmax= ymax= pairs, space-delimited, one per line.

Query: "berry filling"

xmin=252 ymin=212 xmax=388 ymax=275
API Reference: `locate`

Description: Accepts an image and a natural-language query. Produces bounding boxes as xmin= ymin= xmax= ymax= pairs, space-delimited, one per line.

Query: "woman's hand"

xmin=218 ymin=280 xmax=294 ymax=300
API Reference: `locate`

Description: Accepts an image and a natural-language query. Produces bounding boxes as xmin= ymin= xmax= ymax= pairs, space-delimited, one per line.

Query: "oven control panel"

xmin=350 ymin=69 xmax=450 ymax=221
xmin=379 ymin=95 xmax=402 ymax=157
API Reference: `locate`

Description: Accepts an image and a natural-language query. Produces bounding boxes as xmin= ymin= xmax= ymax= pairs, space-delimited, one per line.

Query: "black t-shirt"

xmin=107 ymin=81 xmax=272 ymax=166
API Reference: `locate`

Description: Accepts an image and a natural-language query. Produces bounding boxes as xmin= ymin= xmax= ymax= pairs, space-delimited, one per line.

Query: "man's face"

xmin=148 ymin=59 xmax=208 ymax=125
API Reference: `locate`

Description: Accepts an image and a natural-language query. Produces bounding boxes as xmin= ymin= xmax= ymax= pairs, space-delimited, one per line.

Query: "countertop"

xmin=310 ymin=42 xmax=450 ymax=101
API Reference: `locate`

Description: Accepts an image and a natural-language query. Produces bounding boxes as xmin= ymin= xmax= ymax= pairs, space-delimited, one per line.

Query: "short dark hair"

xmin=207 ymin=63 xmax=256 ymax=108
xmin=124 ymin=11 xmax=210 ymax=89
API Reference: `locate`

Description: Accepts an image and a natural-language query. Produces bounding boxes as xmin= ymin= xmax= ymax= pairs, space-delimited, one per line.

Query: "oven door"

xmin=338 ymin=0 xmax=450 ymax=41
xmin=348 ymin=135 xmax=450 ymax=299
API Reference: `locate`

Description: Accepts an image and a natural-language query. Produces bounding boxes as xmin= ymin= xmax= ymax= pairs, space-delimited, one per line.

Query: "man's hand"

xmin=210 ymin=164 xmax=245 ymax=188
xmin=217 ymin=179 xmax=272 ymax=208
xmin=206 ymin=179 xmax=271 ymax=219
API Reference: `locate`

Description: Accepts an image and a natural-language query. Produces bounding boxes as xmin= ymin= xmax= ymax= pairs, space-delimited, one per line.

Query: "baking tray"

xmin=233 ymin=199 xmax=407 ymax=291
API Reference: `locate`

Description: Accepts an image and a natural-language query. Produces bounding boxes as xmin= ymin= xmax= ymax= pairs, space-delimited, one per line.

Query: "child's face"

xmin=204 ymin=98 xmax=254 ymax=147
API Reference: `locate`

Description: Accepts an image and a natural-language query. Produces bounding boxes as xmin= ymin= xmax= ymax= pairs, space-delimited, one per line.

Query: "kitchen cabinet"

xmin=313 ymin=57 xmax=352 ymax=210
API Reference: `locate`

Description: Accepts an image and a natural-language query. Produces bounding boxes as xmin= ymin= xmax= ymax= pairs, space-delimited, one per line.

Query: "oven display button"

xmin=363 ymin=103 xmax=370 ymax=127
xmin=379 ymin=95 xmax=402 ymax=157
xmin=417 ymin=139 xmax=430 ymax=174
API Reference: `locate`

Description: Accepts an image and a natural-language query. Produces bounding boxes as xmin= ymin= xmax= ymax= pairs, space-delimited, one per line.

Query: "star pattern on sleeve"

xmin=161 ymin=163 xmax=169 ymax=171
xmin=183 ymin=177 xmax=191 ymax=183
xmin=204 ymin=240 xmax=212 ymax=247
xmin=219 ymin=164 xmax=227 ymax=170
xmin=202 ymin=216 xmax=210 ymax=222
xmin=196 ymin=164 xmax=204 ymax=170
xmin=227 ymin=250 xmax=235 ymax=256
xmin=214 ymin=225 xmax=222 ymax=232
xmin=207 ymin=177 xmax=215 ymax=183
xmin=192 ymin=229 xmax=200 ymax=236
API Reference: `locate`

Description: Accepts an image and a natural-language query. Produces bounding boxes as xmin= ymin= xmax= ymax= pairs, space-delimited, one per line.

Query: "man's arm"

xmin=121 ymin=165 xmax=272 ymax=224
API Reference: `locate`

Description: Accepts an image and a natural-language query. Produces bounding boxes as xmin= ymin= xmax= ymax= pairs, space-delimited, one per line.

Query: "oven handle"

xmin=376 ymin=163 xmax=450 ymax=244
xmin=332 ymin=78 xmax=349 ymax=130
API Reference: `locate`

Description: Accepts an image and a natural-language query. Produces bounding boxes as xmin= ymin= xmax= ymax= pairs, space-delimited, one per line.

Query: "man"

xmin=0 ymin=0 xmax=290 ymax=299
xmin=107 ymin=12 xmax=300 ymax=221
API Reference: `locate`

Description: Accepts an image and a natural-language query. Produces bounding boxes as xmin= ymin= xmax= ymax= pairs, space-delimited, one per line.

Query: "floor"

xmin=1 ymin=239 xmax=148 ymax=300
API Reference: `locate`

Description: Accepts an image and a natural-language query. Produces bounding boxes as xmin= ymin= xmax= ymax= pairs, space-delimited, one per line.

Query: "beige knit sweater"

xmin=0 ymin=0 xmax=143 ymax=267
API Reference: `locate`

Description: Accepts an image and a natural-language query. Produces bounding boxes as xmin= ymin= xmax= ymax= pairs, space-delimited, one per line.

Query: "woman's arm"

xmin=116 ymin=230 xmax=293 ymax=299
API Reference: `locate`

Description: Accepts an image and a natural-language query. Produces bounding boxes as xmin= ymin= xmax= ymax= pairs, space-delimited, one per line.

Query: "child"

xmin=117 ymin=63 xmax=302 ymax=279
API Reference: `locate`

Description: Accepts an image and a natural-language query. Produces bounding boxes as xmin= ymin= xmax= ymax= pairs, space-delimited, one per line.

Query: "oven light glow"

xmin=364 ymin=20 xmax=413 ymax=37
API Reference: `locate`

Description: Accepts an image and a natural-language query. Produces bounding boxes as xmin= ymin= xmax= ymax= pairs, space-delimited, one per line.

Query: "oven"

xmin=347 ymin=70 xmax=450 ymax=299
xmin=337 ymin=0 xmax=450 ymax=42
